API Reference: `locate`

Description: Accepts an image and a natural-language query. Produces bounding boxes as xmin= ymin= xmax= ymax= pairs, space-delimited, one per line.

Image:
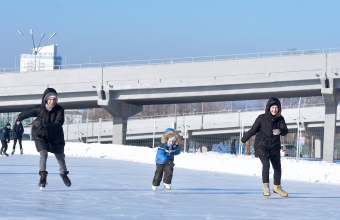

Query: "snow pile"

xmin=20 ymin=141 xmax=340 ymax=184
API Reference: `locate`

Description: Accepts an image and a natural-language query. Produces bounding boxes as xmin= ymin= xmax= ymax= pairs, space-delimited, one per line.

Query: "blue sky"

xmin=1 ymin=0 xmax=339 ymax=68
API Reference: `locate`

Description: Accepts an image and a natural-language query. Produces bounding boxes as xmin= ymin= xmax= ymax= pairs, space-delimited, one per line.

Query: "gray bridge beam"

xmin=321 ymin=77 xmax=340 ymax=163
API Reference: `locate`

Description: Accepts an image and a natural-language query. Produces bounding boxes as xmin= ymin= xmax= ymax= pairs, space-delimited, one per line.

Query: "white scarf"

xmin=45 ymin=103 xmax=53 ymax=111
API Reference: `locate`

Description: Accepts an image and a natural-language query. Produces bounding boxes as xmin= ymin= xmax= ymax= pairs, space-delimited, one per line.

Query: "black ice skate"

xmin=60 ymin=171 xmax=71 ymax=187
xmin=38 ymin=171 xmax=48 ymax=190
xmin=20 ymin=149 xmax=23 ymax=155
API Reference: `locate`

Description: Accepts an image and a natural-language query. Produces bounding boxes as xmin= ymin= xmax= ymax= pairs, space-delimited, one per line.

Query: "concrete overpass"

xmin=1 ymin=48 xmax=340 ymax=162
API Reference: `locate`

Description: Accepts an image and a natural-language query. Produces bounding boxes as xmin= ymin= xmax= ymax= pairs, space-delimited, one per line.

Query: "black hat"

xmin=6 ymin=122 xmax=11 ymax=126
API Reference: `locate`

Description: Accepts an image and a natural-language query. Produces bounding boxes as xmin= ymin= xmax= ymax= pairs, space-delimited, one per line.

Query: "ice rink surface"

xmin=1 ymin=155 xmax=340 ymax=220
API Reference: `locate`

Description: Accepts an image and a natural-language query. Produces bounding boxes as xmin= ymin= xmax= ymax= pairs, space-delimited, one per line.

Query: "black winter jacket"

xmin=241 ymin=97 xmax=288 ymax=157
xmin=17 ymin=88 xmax=65 ymax=153
xmin=13 ymin=123 xmax=24 ymax=139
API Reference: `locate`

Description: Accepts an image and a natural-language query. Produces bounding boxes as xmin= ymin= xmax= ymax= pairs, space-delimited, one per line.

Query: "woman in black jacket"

xmin=241 ymin=97 xmax=288 ymax=197
xmin=11 ymin=120 xmax=24 ymax=155
xmin=17 ymin=88 xmax=71 ymax=189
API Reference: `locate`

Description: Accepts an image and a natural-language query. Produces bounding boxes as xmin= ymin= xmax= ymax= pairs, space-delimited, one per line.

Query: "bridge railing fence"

xmin=57 ymin=115 xmax=340 ymax=160
xmin=2 ymin=47 xmax=340 ymax=73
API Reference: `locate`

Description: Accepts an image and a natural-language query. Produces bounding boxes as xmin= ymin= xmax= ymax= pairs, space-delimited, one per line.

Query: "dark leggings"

xmin=259 ymin=154 xmax=282 ymax=185
xmin=152 ymin=163 xmax=174 ymax=186
xmin=13 ymin=138 xmax=22 ymax=150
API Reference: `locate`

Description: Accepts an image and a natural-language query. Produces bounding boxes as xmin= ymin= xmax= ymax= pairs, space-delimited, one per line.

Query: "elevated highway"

xmin=1 ymin=49 xmax=340 ymax=162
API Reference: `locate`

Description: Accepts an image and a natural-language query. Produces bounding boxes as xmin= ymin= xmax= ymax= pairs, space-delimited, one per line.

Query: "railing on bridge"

xmin=2 ymin=47 xmax=340 ymax=73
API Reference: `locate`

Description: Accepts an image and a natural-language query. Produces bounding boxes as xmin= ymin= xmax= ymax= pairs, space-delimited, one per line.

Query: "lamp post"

xmin=65 ymin=54 xmax=67 ymax=69
xmin=18 ymin=29 xmax=56 ymax=71
xmin=174 ymin=104 xmax=177 ymax=130
xmin=296 ymin=97 xmax=302 ymax=158
xmin=238 ymin=110 xmax=242 ymax=154
xmin=201 ymin=102 xmax=204 ymax=129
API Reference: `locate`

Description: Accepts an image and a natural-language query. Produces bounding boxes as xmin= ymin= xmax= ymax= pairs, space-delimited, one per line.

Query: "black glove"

xmin=33 ymin=119 xmax=45 ymax=128
xmin=164 ymin=159 xmax=175 ymax=168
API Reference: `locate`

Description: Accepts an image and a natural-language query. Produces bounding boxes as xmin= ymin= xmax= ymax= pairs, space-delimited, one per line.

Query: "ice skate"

xmin=11 ymin=149 xmax=15 ymax=155
xmin=20 ymin=149 xmax=23 ymax=155
xmin=2 ymin=151 xmax=8 ymax=157
xmin=273 ymin=185 xmax=288 ymax=197
xmin=38 ymin=171 xmax=48 ymax=190
xmin=164 ymin=183 xmax=171 ymax=191
xmin=263 ymin=183 xmax=270 ymax=197
xmin=152 ymin=185 xmax=158 ymax=192
xmin=60 ymin=171 xmax=71 ymax=187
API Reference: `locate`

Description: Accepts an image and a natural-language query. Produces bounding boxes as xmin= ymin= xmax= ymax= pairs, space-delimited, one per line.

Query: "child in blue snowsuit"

xmin=152 ymin=128 xmax=181 ymax=191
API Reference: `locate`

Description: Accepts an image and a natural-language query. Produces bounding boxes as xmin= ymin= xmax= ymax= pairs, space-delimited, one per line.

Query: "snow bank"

xmin=20 ymin=141 xmax=340 ymax=184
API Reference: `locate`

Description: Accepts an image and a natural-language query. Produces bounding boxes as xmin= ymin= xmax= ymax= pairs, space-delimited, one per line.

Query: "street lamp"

xmin=238 ymin=110 xmax=242 ymax=154
xmin=18 ymin=29 xmax=57 ymax=71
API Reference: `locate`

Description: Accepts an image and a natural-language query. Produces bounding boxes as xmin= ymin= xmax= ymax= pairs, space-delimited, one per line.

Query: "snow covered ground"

xmin=1 ymin=141 xmax=340 ymax=219
xmin=19 ymin=141 xmax=340 ymax=184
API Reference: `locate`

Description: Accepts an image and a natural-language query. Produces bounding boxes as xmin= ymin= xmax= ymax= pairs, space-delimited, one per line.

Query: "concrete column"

xmin=97 ymin=88 xmax=143 ymax=145
xmin=314 ymin=139 xmax=322 ymax=159
xmin=112 ymin=117 xmax=128 ymax=145
xmin=321 ymin=77 xmax=340 ymax=163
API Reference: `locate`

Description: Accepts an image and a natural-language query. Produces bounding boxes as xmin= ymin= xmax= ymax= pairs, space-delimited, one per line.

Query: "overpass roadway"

xmin=1 ymin=51 xmax=340 ymax=162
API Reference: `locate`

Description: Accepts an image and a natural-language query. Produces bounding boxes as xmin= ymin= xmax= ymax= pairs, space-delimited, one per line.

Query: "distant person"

xmin=152 ymin=128 xmax=181 ymax=191
xmin=0 ymin=123 xmax=11 ymax=156
xmin=12 ymin=120 xmax=24 ymax=155
xmin=17 ymin=88 xmax=71 ymax=190
xmin=241 ymin=97 xmax=288 ymax=197
xmin=230 ymin=139 xmax=236 ymax=155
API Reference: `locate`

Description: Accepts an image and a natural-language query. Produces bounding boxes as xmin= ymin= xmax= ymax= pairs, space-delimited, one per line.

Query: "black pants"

xmin=13 ymin=138 xmax=22 ymax=150
xmin=1 ymin=140 xmax=8 ymax=153
xmin=259 ymin=153 xmax=282 ymax=185
xmin=152 ymin=163 xmax=174 ymax=186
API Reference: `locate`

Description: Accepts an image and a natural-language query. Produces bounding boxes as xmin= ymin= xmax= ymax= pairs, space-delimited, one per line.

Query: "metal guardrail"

xmin=2 ymin=47 xmax=340 ymax=73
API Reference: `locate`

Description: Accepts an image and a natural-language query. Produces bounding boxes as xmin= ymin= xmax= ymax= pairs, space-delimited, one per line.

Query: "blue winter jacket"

xmin=0 ymin=126 xmax=11 ymax=142
xmin=155 ymin=142 xmax=181 ymax=164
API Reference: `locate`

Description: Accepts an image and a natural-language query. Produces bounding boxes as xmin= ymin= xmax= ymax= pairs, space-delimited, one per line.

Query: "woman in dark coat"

xmin=12 ymin=120 xmax=24 ymax=155
xmin=17 ymin=88 xmax=71 ymax=189
xmin=241 ymin=97 xmax=288 ymax=197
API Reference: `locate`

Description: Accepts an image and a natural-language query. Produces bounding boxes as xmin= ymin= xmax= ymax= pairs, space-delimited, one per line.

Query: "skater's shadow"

xmin=173 ymin=188 xmax=259 ymax=195
xmin=287 ymin=195 xmax=340 ymax=199
xmin=0 ymin=164 xmax=36 ymax=167
xmin=0 ymin=172 xmax=37 ymax=175
xmin=48 ymin=188 xmax=148 ymax=193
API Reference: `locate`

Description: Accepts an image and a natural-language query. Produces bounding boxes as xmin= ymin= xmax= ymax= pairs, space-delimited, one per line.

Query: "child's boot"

xmin=263 ymin=183 xmax=270 ymax=197
xmin=273 ymin=185 xmax=288 ymax=197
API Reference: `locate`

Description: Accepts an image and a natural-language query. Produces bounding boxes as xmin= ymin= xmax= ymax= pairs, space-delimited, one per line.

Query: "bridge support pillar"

xmin=321 ymin=77 xmax=340 ymax=163
xmin=98 ymin=89 xmax=143 ymax=145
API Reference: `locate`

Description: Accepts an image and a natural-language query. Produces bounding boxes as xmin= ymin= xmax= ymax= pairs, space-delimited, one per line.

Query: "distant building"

xmin=20 ymin=44 xmax=62 ymax=72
